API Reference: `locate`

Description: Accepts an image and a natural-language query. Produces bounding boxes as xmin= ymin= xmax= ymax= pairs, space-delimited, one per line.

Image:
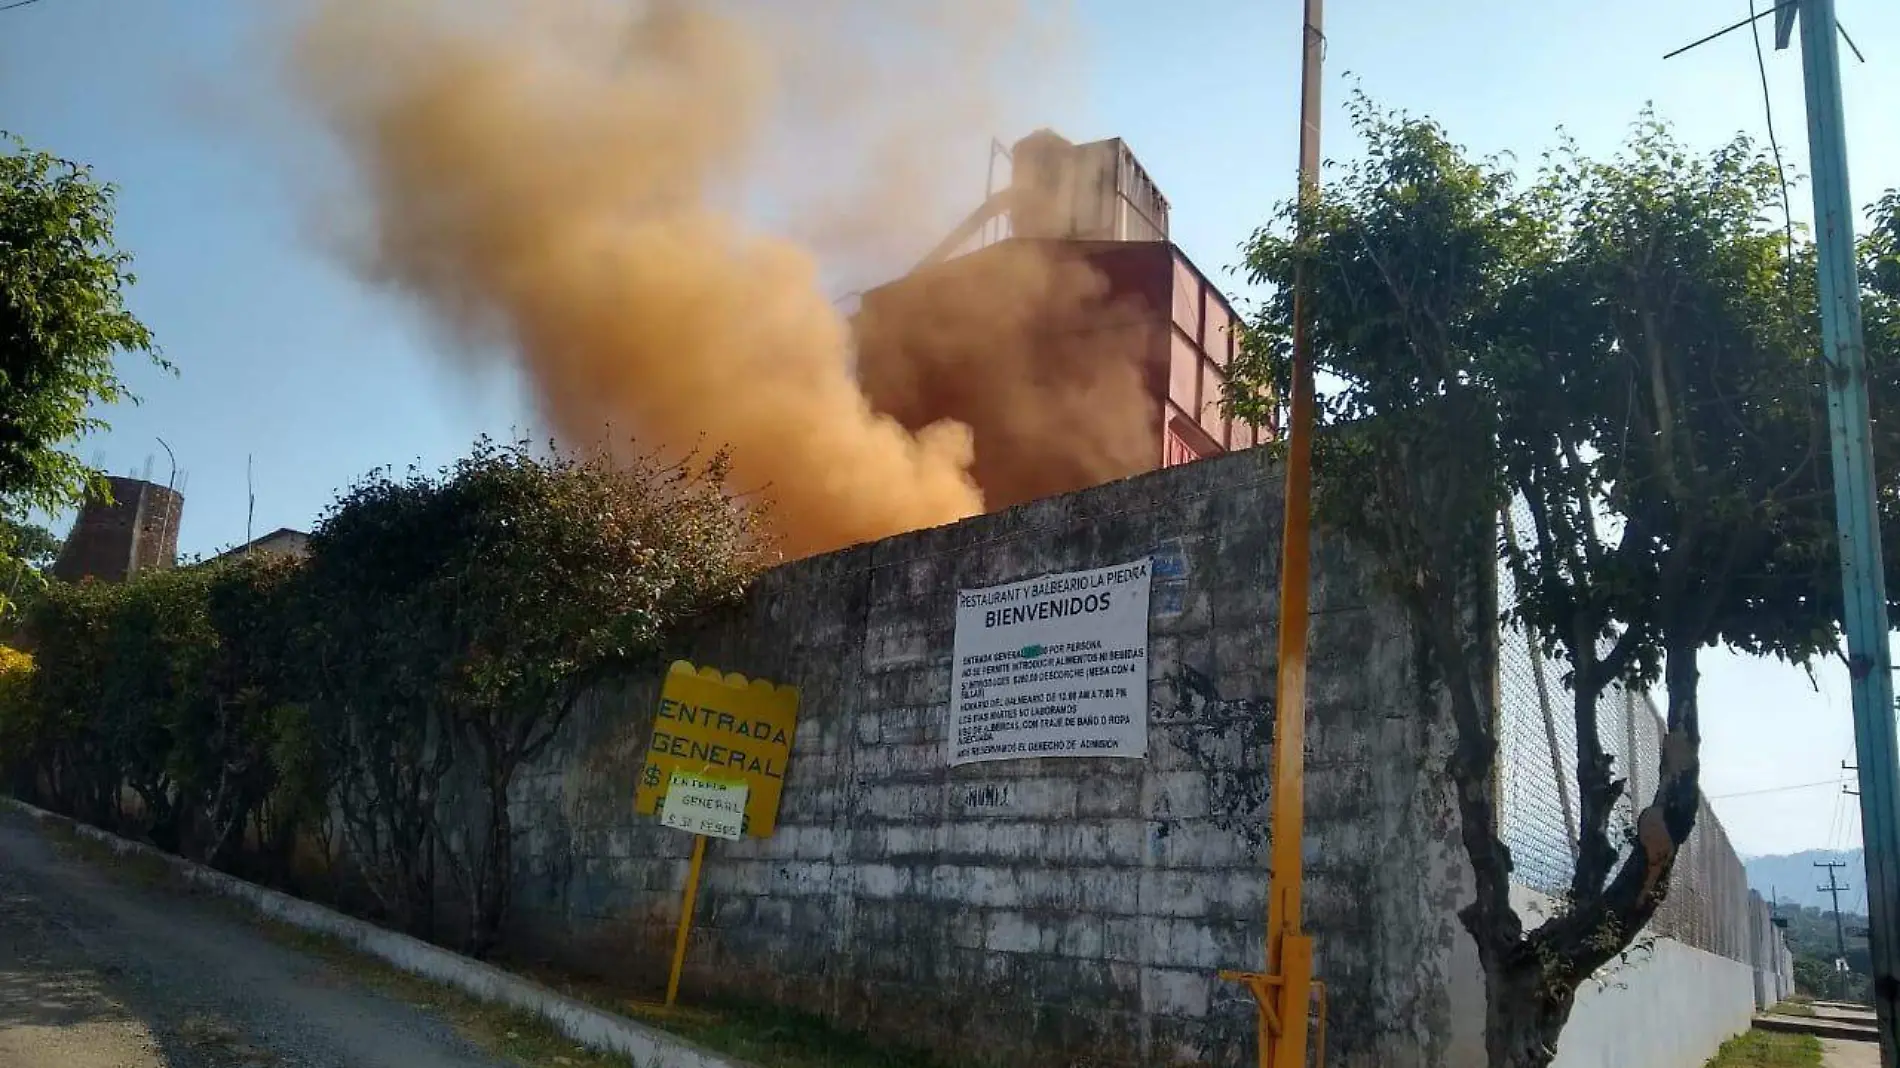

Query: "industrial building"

xmin=853 ymin=130 xmax=1271 ymax=512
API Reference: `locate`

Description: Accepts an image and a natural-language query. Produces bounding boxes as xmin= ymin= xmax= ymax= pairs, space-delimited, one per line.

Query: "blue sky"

xmin=4 ymin=0 xmax=1898 ymax=857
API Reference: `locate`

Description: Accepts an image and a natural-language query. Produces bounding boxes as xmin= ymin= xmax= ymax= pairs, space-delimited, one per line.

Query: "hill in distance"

xmin=1745 ymin=848 xmax=1865 ymax=912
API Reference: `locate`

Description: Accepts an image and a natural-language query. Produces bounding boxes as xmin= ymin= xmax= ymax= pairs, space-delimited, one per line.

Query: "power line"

xmin=1827 ymin=764 xmax=1850 ymax=849
xmin=1747 ymin=0 xmax=1800 ymax=298
xmin=1662 ymin=0 xmax=1797 ymax=60
xmin=1841 ymin=792 xmax=1865 ymax=848
xmin=1833 ymin=758 xmax=1866 ymax=854
xmin=0 ymin=0 xmax=53 ymax=11
xmin=1707 ymin=777 xmax=1851 ymax=800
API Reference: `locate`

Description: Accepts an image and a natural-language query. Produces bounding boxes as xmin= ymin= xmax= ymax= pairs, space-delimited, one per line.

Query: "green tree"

xmin=0 ymin=517 xmax=60 ymax=626
xmin=0 ymin=643 xmax=36 ymax=796
xmin=1 ymin=136 xmax=163 ymax=610
xmin=304 ymin=437 xmax=763 ymax=954
xmin=426 ymin=439 xmax=761 ymax=955
xmin=1793 ymin=955 xmax=1834 ymax=1000
xmin=298 ymin=462 xmax=458 ymax=936
xmin=6 ymin=559 xmax=317 ymax=873
xmin=1229 ymin=101 xmax=1864 ymax=1066
xmin=1 ymin=518 xmax=59 ymax=571
xmin=10 ymin=577 xmax=124 ymax=823
xmin=179 ymin=553 xmax=317 ymax=874
xmin=1777 ymin=902 xmax=1872 ymax=1003
xmin=96 ymin=565 xmax=219 ymax=852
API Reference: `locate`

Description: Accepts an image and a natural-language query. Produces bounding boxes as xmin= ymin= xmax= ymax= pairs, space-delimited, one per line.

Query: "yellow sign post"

xmin=637 ymin=662 xmax=799 ymax=1008
xmin=665 ymin=833 xmax=707 ymax=1009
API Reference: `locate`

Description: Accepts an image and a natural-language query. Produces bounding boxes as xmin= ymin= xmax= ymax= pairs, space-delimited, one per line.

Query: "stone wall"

xmin=500 ymin=448 xmax=1476 ymax=1068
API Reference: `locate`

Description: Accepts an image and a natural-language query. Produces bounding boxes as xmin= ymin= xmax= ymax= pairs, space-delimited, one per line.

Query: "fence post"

xmin=1623 ymin=687 xmax=1641 ymax=811
xmin=1528 ymin=626 xmax=1577 ymax=861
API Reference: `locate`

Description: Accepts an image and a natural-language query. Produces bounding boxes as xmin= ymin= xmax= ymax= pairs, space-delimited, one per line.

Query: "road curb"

xmin=2 ymin=798 xmax=751 ymax=1068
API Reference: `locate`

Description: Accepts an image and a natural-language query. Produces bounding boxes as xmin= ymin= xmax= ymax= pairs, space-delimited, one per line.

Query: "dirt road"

xmin=0 ymin=810 xmax=513 ymax=1068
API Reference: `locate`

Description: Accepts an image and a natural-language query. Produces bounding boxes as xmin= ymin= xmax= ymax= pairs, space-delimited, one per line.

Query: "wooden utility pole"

xmin=1218 ymin=2 xmax=1327 ymax=1065
xmin=1818 ymin=860 xmax=1853 ymax=1001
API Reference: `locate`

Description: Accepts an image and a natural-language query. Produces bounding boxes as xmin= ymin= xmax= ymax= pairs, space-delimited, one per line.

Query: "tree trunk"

xmin=260 ymin=802 xmax=301 ymax=889
xmin=1484 ymin=960 xmax=1572 ymax=1068
xmin=404 ymin=772 xmax=438 ymax=941
xmin=135 ymin=780 xmax=179 ymax=852
xmin=468 ymin=760 xmax=514 ymax=960
xmin=1655 ymin=641 xmax=1701 ymax=846
xmin=1567 ymin=653 xmax=1620 ymax=899
xmin=206 ymin=798 xmax=248 ymax=871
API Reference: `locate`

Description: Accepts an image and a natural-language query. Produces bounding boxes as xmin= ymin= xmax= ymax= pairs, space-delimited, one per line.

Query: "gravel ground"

xmin=0 ymin=810 xmax=514 ymax=1068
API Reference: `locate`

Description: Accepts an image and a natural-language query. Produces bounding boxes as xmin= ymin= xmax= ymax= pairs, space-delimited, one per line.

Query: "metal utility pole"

xmin=1819 ymin=860 xmax=1854 ymax=1000
xmin=1218 ymin=1 xmax=1327 ymax=1065
xmin=1776 ymin=0 xmax=1900 ymax=1056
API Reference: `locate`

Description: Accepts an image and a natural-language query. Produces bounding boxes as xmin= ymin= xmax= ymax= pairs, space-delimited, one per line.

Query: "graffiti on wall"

xmin=1153 ymin=666 xmax=1274 ymax=853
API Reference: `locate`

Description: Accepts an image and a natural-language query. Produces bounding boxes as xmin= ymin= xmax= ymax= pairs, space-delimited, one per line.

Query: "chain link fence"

xmin=1496 ymin=500 xmax=1770 ymax=974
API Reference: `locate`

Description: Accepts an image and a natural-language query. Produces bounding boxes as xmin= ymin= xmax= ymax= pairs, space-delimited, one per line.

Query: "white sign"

xmin=949 ymin=558 xmax=1152 ymax=766
xmin=659 ymin=772 xmax=748 ymax=840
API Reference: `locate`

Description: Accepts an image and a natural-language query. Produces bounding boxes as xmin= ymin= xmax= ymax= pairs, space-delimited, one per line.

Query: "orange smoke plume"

xmin=293 ymin=0 xmax=1146 ymax=558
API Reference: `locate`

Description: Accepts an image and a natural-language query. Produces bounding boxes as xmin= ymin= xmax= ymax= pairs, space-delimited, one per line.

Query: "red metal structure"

xmin=854 ymin=236 xmax=1266 ymax=512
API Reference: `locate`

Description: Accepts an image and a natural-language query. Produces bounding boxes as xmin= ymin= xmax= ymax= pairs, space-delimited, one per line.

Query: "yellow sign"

xmin=635 ymin=661 xmax=799 ymax=838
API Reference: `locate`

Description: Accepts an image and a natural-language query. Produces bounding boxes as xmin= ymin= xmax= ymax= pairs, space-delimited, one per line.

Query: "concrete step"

xmin=1754 ymin=1012 xmax=1880 ymax=1043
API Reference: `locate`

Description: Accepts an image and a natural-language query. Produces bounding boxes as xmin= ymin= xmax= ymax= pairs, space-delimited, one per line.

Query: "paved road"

xmin=1822 ymin=1037 xmax=1880 ymax=1068
xmin=0 ymin=811 xmax=512 ymax=1068
xmin=1812 ymin=1003 xmax=1881 ymax=1067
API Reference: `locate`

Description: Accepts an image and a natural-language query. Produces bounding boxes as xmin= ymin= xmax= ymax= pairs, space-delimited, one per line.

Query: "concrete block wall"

xmin=1746 ymin=890 xmax=1796 ymax=1009
xmin=499 ymin=448 xmax=1476 ymax=1068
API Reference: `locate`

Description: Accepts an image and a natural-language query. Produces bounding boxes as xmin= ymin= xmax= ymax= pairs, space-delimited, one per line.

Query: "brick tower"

xmin=50 ymin=476 xmax=184 ymax=584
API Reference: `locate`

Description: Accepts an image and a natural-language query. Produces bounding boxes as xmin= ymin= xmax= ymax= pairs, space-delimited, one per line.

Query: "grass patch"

xmin=275 ymin=922 xmax=958 ymax=1068
xmin=624 ymin=999 xmax=950 ymax=1068
xmin=38 ymin=818 xmax=179 ymax=888
xmin=497 ymin=956 xmax=957 ymax=1068
xmin=264 ymin=918 xmax=950 ymax=1068
xmin=260 ymin=926 xmax=635 ymax=1068
xmin=35 ymin=809 xmax=959 ymax=1068
xmin=1769 ymin=1000 xmax=1817 ymax=1017
xmin=1704 ymin=1031 xmax=1823 ymax=1068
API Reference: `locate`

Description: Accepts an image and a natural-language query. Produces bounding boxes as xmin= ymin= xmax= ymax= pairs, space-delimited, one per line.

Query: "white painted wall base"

xmin=1447 ymin=885 xmax=1763 ymax=1068
xmin=1551 ymin=938 xmax=1757 ymax=1068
